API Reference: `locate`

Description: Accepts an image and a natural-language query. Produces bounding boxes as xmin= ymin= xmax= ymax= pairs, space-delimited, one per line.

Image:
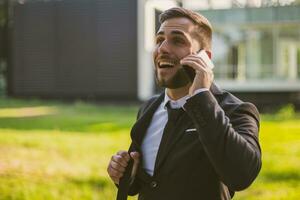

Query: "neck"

xmin=166 ymin=84 xmax=191 ymax=100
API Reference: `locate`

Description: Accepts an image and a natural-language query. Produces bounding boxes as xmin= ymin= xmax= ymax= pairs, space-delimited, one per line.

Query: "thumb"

xmin=130 ymin=152 xmax=140 ymax=163
xmin=130 ymin=152 xmax=140 ymax=177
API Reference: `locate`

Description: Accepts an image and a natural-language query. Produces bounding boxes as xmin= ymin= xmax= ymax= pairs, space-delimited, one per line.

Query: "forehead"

xmin=157 ymin=17 xmax=196 ymax=35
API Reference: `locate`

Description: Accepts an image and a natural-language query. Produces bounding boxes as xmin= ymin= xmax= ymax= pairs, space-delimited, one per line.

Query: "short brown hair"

xmin=159 ymin=7 xmax=212 ymax=50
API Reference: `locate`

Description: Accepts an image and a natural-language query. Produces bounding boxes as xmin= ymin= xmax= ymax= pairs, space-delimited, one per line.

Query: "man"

xmin=107 ymin=7 xmax=262 ymax=200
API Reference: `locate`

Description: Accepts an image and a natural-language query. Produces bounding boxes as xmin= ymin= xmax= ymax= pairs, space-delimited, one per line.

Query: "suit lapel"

xmin=130 ymin=93 xmax=164 ymax=149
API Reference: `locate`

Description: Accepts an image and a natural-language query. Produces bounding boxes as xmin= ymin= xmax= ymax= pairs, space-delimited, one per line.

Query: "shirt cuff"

xmin=192 ymin=88 xmax=209 ymax=96
xmin=182 ymin=88 xmax=209 ymax=111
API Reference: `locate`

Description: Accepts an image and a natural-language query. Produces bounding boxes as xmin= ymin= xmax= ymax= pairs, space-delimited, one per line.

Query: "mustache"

xmin=155 ymin=54 xmax=178 ymax=63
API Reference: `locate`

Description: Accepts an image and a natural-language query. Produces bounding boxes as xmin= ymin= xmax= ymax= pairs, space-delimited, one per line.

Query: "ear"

xmin=205 ymin=50 xmax=212 ymax=59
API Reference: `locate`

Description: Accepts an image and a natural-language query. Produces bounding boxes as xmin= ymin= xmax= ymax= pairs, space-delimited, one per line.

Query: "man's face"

xmin=153 ymin=17 xmax=200 ymax=89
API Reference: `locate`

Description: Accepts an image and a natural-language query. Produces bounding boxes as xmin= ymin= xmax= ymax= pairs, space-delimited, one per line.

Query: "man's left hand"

xmin=180 ymin=54 xmax=214 ymax=96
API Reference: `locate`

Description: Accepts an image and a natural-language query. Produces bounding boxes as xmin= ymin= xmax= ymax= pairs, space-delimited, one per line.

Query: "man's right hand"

xmin=107 ymin=150 xmax=140 ymax=185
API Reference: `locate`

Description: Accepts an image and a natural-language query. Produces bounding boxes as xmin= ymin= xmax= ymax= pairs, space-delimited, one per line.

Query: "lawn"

xmin=0 ymin=98 xmax=299 ymax=200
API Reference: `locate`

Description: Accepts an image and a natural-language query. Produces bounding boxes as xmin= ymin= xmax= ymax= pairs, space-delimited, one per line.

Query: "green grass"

xmin=0 ymin=98 xmax=299 ymax=199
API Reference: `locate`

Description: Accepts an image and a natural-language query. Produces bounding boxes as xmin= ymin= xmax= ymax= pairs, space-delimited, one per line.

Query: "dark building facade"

xmin=10 ymin=0 xmax=138 ymax=100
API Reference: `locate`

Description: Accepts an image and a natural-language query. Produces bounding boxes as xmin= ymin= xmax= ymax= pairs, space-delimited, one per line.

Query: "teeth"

xmin=159 ymin=61 xmax=174 ymax=67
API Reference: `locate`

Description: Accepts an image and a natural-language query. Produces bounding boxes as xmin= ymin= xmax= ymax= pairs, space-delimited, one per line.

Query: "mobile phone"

xmin=183 ymin=50 xmax=214 ymax=81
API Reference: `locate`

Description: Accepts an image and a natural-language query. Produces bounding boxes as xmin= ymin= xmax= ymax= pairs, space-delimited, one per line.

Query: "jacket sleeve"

xmin=184 ymin=91 xmax=262 ymax=191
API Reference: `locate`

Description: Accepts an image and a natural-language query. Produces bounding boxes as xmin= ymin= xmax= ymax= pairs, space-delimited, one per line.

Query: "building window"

xmin=212 ymin=24 xmax=300 ymax=81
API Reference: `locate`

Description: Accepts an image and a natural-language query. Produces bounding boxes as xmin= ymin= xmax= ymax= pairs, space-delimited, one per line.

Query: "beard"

xmin=155 ymin=67 xmax=191 ymax=89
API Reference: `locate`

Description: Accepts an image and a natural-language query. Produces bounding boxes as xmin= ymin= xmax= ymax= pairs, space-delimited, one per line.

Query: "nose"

xmin=157 ymin=40 xmax=170 ymax=54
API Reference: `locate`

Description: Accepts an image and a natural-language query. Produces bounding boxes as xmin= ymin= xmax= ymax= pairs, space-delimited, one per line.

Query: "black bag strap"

xmin=116 ymin=158 xmax=134 ymax=200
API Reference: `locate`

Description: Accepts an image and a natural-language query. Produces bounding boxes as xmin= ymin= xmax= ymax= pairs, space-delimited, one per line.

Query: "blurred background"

xmin=0 ymin=0 xmax=300 ymax=199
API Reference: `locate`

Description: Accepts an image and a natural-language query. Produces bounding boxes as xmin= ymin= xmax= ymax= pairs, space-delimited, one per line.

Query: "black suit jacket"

xmin=126 ymin=84 xmax=261 ymax=200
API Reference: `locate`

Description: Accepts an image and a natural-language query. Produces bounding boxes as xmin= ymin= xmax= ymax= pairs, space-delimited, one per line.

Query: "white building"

xmin=138 ymin=0 xmax=300 ymax=108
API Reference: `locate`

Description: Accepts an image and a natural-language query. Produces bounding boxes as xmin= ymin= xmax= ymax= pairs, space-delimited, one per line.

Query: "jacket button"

xmin=150 ymin=181 xmax=158 ymax=188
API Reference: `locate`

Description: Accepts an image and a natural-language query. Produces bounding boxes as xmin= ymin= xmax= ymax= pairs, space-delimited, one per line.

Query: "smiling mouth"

xmin=158 ymin=61 xmax=175 ymax=68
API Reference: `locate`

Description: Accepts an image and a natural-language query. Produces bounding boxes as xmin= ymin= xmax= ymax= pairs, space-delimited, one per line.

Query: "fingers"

xmin=107 ymin=150 xmax=130 ymax=184
xmin=181 ymin=54 xmax=214 ymax=93
xmin=183 ymin=54 xmax=206 ymax=66
xmin=107 ymin=164 xmax=123 ymax=184
xmin=117 ymin=150 xmax=130 ymax=162
xmin=180 ymin=56 xmax=208 ymax=71
xmin=107 ymin=151 xmax=140 ymax=185
xmin=110 ymin=160 xmax=126 ymax=173
xmin=180 ymin=60 xmax=212 ymax=76
xmin=181 ymin=52 xmax=214 ymax=70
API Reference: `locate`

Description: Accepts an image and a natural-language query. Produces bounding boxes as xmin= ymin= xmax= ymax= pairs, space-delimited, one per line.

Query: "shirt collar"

xmin=163 ymin=89 xmax=190 ymax=109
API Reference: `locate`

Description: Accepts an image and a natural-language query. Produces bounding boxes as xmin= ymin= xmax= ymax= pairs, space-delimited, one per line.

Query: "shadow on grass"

xmin=0 ymin=116 xmax=132 ymax=133
xmin=0 ymin=98 xmax=138 ymax=133
xmin=68 ymin=176 xmax=110 ymax=190
xmin=263 ymin=171 xmax=300 ymax=182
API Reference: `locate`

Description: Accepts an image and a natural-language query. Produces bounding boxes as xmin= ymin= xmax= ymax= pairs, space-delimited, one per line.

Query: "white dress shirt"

xmin=141 ymin=88 xmax=208 ymax=175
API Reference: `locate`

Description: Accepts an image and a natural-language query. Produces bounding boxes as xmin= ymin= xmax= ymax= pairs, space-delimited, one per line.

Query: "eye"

xmin=155 ymin=37 xmax=164 ymax=45
xmin=172 ymin=37 xmax=185 ymax=45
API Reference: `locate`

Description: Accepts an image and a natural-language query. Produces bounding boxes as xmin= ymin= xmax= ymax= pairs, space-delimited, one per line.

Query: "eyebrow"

xmin=156 ymin=30 xmax=186 ymax=37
